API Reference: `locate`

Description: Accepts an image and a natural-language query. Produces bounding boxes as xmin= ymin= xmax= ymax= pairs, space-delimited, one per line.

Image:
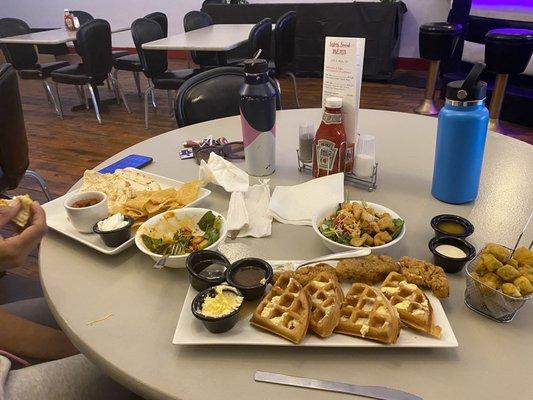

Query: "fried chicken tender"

xmin=501 ymin=283 xmax=522 ymax=298
xmin=336 ymin=255 xmax=399 ymax=284
xmin=514 ymin=276 xmax=533 ymax=296
xmin=399 ymin=256 xmax=449 ymax=299
xmin=273 ymin=263 xmax=338 ymax=287
xmin=496 ymin=264 xmax=521 ymax=282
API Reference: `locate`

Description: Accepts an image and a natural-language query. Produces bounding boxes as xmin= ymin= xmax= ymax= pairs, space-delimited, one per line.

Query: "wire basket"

xmin=464 ymin=245 xmax=532 ymax=323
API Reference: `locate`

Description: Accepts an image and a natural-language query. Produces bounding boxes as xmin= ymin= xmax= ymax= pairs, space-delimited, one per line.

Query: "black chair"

xmin=484 ymin=29 xmax=533 ymax=132
xmin=51 ymin=19 xmax=130 ymax=124
xmin=227 ymin=18 xmax=273 ymax=65
xmin=113 ymin=12 xmax=168 ymax=97
xmin=202 ymin=0 xmax=225 ymax=6
xmin=270 ymin=11 xmax=299 ymax=108
xmin=70 ymin=10 xmax=129 ymax=59
xmin=175 ymin=66 xmax=281 ymax=127
xmin=132 ymin=18 xmax=196 ymax=128
xmin=0 ymin=63 xmax=52 ymax=200
xmin=414 ymin=23 xmax=462 ymax=115
xmin=0 ymin=18 xmax=68 ymax=117
xmin=183 ymin=11 xmax=220 ymax=68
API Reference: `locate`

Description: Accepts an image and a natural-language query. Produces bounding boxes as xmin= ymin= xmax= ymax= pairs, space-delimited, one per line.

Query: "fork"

xmin=153 ymin=243 xmax=179 ymax=269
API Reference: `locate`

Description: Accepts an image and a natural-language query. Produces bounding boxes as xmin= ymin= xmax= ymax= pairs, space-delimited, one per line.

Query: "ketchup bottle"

xmin=312 ymin=97 xmax=347 ymax=178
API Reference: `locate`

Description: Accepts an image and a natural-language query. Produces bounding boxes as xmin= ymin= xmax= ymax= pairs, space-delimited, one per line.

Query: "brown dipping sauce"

xmin=232 ymin=266 xmax=266 ymax=287
xmin=436 ymin=220 xmax=466 ymax=235
xmin=71 ymin=198 xmax=101 ymax=208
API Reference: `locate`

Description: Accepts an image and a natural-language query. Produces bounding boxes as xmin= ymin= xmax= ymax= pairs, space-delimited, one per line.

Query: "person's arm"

xmin=0 ymin=307 xmax=79 ymax=360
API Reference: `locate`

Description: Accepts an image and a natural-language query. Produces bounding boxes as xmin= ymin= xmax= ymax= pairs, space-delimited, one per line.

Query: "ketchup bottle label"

xmin=322 ymin=112 xmax=342 ymax=125
xmin=316 ymin=139 xmax=338 ymax=172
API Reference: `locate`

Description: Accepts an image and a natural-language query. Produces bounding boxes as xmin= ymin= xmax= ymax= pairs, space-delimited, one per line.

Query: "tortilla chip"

xmin=175 ymin=181 xmax=200 ymax=205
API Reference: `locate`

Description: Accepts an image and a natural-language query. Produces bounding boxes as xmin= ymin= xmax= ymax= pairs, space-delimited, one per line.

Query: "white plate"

xmin=42 ymin=168 xmax=211 ymax=255
xmin=173 ymin=261 xmax=458 ymax=348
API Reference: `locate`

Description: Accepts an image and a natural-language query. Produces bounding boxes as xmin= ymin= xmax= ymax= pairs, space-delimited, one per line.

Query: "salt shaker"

xmin=298 ymin=123 xmax=314 ymax=163
xmin=354 ymin=135 xmax=375 ymax=178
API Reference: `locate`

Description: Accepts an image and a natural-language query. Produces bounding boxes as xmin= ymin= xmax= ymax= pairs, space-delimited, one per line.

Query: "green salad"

xmin=141 ymin=211 xmax=222 ymax=255
xmin=319 ymin=201 xmax=404 ymax=247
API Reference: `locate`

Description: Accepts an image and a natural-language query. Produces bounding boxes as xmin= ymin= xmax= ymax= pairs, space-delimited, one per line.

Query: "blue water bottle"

xmin=431 ymin=63 xmax=489 ymax=204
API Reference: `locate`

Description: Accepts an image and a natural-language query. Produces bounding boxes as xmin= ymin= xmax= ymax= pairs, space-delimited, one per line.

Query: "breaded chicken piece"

xmin=399 ymin=256 xmax=449 ymax=299
xmin=336 ymin=255 xmax=399 ymax=285
xmin=273 ymin=263 xmax=338 ymax=287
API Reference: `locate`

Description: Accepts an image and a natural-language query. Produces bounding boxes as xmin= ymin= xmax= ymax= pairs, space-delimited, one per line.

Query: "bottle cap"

xmin=325 ymin=97 xmax=343 ymax=109
xmin=243 ymin=58 xmax=268 ymax=74
xmin=446 ymin=62 xmax=487 ymax=102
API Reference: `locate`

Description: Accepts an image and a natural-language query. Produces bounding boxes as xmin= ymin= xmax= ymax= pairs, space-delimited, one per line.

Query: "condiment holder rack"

xmin=296 ymin=150 xmax=378 ymax=192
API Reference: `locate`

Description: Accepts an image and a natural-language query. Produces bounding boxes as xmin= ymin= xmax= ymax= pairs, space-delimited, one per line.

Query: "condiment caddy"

xmin=296 ymin=150 xmax=378 ymax=192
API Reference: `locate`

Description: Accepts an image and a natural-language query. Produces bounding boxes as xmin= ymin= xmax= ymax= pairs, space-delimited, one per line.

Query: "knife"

xmin=254 ymin=371 xmax=423 ymax=400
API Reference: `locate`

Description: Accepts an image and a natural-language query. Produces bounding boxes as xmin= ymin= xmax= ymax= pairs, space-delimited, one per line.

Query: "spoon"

xmin=294 ymin=248 xmax=371 ymax=270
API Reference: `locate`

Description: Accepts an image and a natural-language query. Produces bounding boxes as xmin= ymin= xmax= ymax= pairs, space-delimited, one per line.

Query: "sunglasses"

xmin=193 ymin=141 xmax=245 ymax=165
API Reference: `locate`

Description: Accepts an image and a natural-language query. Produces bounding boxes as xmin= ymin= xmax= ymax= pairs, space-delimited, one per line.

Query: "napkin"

xmin=226 ymin=180 xmax=272 ymax=238
xmin=198 ymin=153 xmax=249 ymax=192
xmin=268 ymin=173 xmax=345 ymax=226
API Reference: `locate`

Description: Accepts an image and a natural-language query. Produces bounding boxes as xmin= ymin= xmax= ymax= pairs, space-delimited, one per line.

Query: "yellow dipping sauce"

xmin=437 ymin=220 xmax=466 ymax=235
xmin=200 ymin=285 xmax=243 ymax=318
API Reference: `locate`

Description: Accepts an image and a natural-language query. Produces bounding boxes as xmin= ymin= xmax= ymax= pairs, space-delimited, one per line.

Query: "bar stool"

xmin=484 ymin=28 xmax=533 ymax=132
xmin=415 ymin=22 xmax=462 ymax=115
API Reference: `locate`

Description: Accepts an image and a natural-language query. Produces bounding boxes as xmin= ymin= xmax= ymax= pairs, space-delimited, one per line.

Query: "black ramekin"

xmin=191 ymin=285 xmax=243 ymax=333
xmin=225 ymin=258 xmax=273 ymax=300
xmin=430 ymin=214 xmax=474 ymax=239
xmin=92 ymin=216 xmax=134 ymax=247
xmin=186 ymin=250 xmax=230 ymax=292
xmin=428 ymin=235 xmax=476 ymax=273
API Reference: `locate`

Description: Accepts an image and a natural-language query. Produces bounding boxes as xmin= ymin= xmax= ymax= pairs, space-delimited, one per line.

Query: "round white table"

xmin=40 ymin=109 xmax=533 ymax=400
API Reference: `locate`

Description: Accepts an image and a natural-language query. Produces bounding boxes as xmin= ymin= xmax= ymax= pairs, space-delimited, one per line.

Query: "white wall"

xmin=0 ymin=0 xmax=452 ymax=58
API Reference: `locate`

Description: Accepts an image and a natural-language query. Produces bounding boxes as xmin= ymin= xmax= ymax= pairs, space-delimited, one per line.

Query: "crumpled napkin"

xmin=198 ymin=153 xmax=249 ymax=192
xmin=226 ymin=180 xmax=272 ymax=238
xmin=268 ymin=173 xmax=345 ymax=226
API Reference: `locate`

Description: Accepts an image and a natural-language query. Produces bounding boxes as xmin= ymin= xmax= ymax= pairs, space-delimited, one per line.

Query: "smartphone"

xmin=98 ymin=155 xmax=153 ymax=174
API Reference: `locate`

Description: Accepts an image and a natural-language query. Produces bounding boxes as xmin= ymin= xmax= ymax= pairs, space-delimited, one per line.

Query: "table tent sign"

xmin=321 ymin=36 xmax=366 ymax=173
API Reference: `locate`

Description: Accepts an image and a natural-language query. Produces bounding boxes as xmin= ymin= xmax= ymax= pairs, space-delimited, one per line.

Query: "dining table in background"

xmin=0 ymin=26 xmax=130 ymax=45
xmin=39 ymin=109 xmax=533 ymax=400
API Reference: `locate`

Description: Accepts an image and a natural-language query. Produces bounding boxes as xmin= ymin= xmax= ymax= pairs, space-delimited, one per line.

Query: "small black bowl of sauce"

xmin=428 ymin=236 xmax=476 ymax=273
xmin=186 ymin=250 xmax=230 ymax=292
xmin=226 ymin=258 xmax=273 ymax=301
xmin=431 ymin=214 xmax=474 ymax=239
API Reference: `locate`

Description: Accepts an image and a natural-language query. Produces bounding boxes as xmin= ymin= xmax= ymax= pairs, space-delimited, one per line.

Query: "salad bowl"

xmin=312 ymin=201 xmax=406 ymax=254
xmin=135 ymin=208 xmax=227 ymax=268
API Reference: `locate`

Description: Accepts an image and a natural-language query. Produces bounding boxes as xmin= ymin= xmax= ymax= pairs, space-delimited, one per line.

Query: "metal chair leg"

xmin=53 ymin=82 xmax=64 ymax=120
xmin=287 ymin=72 xmax=300 ymax=109
xmin=109 ymin=74 xmax=131 ymax=114
xmin=24 ymin=170 xmax=52 ymax=201
xmin=42 ymin=80 xmax=52 ymax=105
xmin=488 ymin=73 xmax=508 ymax=133
xmin=167 ymin=90 xmax=175 ymax=118
xmin=87 ymin=84 xmax=102 ymax=124
xmin=109 ymin=72 xmax=120 ymax=105
xmin=43 ymin=80 xmax=62 ymax=117
xmin=133 ymin=71 xmax=142 ymax=97
xmin=106 ymin=78 xmax=112 ymax=91
xmin=414 ymin=59 xmax=440 ymax=115
xmin=151 ymin=89 xmax=157 ymax=110
xmin=144 ymin=85 xmax=152 ymax=129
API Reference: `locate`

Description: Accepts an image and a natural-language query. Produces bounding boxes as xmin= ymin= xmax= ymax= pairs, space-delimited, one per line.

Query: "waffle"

xmin=335 ymin=283 xmax=400 ymax=344
xmin=250 ymin=273 xmax=310 ymax=344
xmin=304 ymin=272 xmax=344 ymax=338
xmin=380 ymin=272 xmax=441 ymax=338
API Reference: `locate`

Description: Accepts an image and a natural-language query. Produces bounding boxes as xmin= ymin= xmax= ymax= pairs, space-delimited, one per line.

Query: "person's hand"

xmin=0 ymin=200 xmax=48 ymax=271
